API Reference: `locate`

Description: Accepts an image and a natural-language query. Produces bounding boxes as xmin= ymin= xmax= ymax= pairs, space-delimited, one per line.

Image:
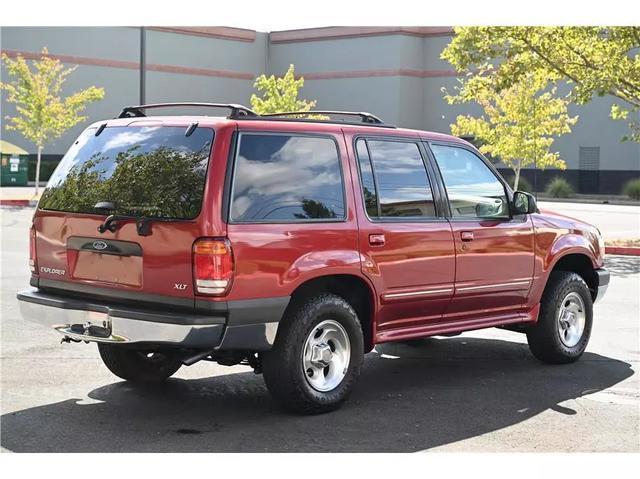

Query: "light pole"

xmin=140 ymin=27 xmax=146 ymax=105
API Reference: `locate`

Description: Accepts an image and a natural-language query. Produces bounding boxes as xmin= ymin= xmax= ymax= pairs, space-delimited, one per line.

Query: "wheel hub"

xmin=302 ymin=319 xmax=351 ymax=392
xmin=310 ymin=342 xmax=333 ymax=367
xmin=557 ymin=292 xmax=586 ymax=348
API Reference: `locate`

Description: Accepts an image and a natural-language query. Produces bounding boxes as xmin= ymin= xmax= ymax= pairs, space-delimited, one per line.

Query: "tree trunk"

xmin=34 ymin=146 xmax=42 ymax=196
xmin=513 ymin=159 xmax=522 ymax=191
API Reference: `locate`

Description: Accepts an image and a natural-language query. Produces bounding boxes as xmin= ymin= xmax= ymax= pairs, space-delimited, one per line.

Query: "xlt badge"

xmin=174 ymin=283 xmax=188 ymax=291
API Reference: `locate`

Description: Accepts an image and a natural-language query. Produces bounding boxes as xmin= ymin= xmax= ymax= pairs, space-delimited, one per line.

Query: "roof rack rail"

xmin=117 ymin=103 xmax=257 ymax=119
xmin=259 ymin=110 xmax=385 ymax=125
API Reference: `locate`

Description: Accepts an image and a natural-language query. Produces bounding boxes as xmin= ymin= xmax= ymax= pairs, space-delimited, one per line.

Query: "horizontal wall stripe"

xmin=300 ymin=68 xmax=461 ymax=80
xmin=147 ymin=27 xmax=256 ymax=43
xmin=0 ymin=49 xmax=255 ymax=80
xmin=146 ymin=63 xmax=254 ymax=80
xmin=1 ymin=50 xmax=461 ymax=81
xmin=271 ymin=26 xmax=454 ymax=43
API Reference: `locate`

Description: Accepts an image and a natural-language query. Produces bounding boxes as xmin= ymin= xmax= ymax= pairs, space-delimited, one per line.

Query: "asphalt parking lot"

xmin=1 ymin=205 xmax=638 ymax=452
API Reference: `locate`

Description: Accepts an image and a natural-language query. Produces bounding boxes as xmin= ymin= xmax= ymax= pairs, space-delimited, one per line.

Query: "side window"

xmin=355 ymin=140 xmax=379 ymax=217
xmin=356 ymin=139 xmax=435 ymax=219
xmin=431 ymin=144 xmax=509 ymax=219
xmin=231 ymin=134 xmax=345 ymax=222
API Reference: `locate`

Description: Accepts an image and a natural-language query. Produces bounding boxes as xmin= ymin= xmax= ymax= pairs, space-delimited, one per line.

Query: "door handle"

xmin=460 ymin=231 xmax=474 ymax=242
xmin=369 ymin=234 xmax=386 ymax=246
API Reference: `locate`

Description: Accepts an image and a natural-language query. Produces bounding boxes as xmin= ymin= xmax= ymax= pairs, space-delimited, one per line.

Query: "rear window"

xmin=39 ymin=126 xmax=214 ymax=219
xmin=230 ymin=134 xmax=345 ymax=222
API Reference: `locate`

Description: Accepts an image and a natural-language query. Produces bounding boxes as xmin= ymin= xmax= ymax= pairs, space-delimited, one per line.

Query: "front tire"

xmin=527 ymin=271 xmax=593 ymax=364
xmin=98 ymin=343 xmax=182 ymax=382
xmin=262 ymin=293 xmax=364 ymax=414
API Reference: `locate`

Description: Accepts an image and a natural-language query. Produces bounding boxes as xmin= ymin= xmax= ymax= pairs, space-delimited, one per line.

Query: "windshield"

xmin=39 ymin=126 xmax=214 ymax=219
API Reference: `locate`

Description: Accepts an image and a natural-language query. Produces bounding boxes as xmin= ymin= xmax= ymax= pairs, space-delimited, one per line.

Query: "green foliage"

xmin=622 ymin=178 xmax=640 ymax=200
xmin=0 ymin=48 xmax=105 ymax=149
xmin=441 ymin=27 xmax=640 ymax=142
xmin=545 ymin=177 xmax=574 ymax=198
xmin=507 ymin=175 xmax=533 ymax=193
xmin=250 ymin=64 xmax=317 ymax=115
xmin=1 ymin=48 xmax=104 ymax=193
xmin=444 ymin=70 xmax=576 ymax=190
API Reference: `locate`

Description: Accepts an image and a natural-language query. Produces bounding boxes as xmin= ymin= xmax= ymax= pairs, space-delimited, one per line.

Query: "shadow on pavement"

xmin=0 ymin=337 xmax=633 ymax=452
xmin=605 ymin=255 xmax=640 ymax=278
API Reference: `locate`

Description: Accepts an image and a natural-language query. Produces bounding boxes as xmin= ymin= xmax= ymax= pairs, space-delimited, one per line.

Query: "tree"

xmin=444 ymin=71 xmax=578 ymax=190
xmin=441 ymin=27 xmax=640 ymax=141
xmin=1 ymin=48 xmax=105 ymax=194
xmin=250 ymin=64 xmax=317 ymax=115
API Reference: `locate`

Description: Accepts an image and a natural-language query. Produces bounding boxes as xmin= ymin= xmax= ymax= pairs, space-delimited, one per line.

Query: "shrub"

xmin=622 ymin=178 xmax=640 ymax=201
xmin=545 ymin=177 xmax=574 ymax=198
xmin=507 ymin=175 xmax=533 ymax=193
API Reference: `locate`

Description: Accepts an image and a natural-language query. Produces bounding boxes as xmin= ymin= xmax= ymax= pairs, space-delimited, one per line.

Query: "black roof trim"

xmin=238 ymin=116 xmax=397 ymax=129
xmin=117 ymin=103 xmax=257 ymax=119
xmin=258 ymin=110 xmax=384 ymax=124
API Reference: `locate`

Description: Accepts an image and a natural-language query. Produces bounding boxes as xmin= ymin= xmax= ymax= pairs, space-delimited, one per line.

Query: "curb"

xmin=606 ymin=246 xmax=640 ymax=256
xmin=0 ymin=199 xmax=37 ymax=207
xmin=537 ymin=197 xmax=640 ymax=206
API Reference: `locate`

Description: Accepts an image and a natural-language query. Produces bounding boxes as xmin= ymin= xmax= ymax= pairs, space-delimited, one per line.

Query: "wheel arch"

xmin=547 ymin=252 xmax=599 ymax=301
xmin=284 ymin=273 xmax=377 ymax=352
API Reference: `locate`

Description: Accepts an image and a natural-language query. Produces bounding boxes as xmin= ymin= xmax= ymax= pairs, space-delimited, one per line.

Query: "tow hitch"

xmin=61 ymin=336 xmax=82 ymax=344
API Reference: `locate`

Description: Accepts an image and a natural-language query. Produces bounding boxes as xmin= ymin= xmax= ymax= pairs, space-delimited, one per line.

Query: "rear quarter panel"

xmin=223 ymin=125 xmax=369 ymax=302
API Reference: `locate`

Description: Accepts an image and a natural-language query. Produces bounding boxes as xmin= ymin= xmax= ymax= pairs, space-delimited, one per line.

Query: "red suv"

xmin=17 ymin=103 xmax=609 ymax=414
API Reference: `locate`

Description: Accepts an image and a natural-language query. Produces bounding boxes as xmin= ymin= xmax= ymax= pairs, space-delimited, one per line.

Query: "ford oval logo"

xmin=92 ymin=240 xmax=108 ymax=250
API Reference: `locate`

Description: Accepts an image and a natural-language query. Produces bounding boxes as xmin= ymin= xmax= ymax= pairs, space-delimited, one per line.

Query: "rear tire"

xmin=98 ymin=344 xmax=182 ymax=382
xmin=527 ymin=271 xmax=593 ymax=364
xmin=262 ymin=293 xmax=364 ymax=414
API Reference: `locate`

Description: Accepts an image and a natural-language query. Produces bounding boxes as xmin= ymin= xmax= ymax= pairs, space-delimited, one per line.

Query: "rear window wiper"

xmin=94 ymin=202 xmax=149 ymax=236
xmin=94 ymin=202 xmax=191 ymax=237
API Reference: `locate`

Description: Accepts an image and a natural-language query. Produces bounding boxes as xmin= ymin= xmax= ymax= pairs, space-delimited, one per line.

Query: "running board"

xmin=375 ymin=304 xmax=540 ymax=344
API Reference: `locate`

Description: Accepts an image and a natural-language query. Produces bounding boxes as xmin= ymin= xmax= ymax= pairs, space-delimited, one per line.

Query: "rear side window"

xmin=356 ymin=139 xmax=435 ymax=219
xmin=39 ymin=126 xmax=214 ymax=219
xmin=230 ymin=134 xmax=345 ymax=222
xmin=356 ymin=140 xmax=379 ymax=217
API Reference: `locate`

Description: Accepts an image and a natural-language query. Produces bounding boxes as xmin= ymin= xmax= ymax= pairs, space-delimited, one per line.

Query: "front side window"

xmin=356 ymin=139 xmax=435 ymax=219
xmin=431 ymin=144 xmax=508 ymax=219
xmin=231 ymin=134 xmax=345 ymax=222
xmin=39 ymin=126 xmax=214 ymax=219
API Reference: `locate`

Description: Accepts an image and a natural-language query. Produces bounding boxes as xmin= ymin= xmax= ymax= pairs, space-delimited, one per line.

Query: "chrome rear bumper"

xmin=17 ymin=286 xmax=289 ymax=350
xmin=17 ymin=288 xmax=224 ymax=348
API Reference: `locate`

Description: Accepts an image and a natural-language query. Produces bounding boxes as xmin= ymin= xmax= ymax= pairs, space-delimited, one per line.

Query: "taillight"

xmin=193 ymin=238 xmax=234 ymax=295
xmin=29 ymin=225 xmax=37 ymax=274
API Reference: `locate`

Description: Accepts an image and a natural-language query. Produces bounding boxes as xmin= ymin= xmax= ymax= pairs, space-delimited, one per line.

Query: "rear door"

xmin=351 ymin=136 xmax=455 ymax=342
xmin=427 ymin=142 xmax=535 ymax=322
xmin=33 ymin=124 xmax=216 ymax=303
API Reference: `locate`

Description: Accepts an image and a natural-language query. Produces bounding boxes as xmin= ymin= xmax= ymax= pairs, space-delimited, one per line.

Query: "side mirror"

xmin=513 ymin=191 xmax=537 ymax=215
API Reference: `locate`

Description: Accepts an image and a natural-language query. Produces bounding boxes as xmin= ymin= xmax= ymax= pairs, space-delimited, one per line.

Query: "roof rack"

xmin=115 ymin=104 xmax=395 ymax=128
xmin=117 ymin=103 xmax=257 ymax=119
xmin=259 ymin=110 xmax=385 ymax=125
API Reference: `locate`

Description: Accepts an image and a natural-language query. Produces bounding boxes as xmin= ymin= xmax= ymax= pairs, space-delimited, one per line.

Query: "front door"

xmin=428 ymin=143 xmax=535 ymax=322
xmin=352 ymin=136 xmax=455 ymax=342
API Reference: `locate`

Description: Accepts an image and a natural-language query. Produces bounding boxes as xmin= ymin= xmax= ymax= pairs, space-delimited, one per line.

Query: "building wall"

xmin=1 ymin=26 xmax=639 ymax=193
xmin=1 ymin=26 xmax=266 ymax=158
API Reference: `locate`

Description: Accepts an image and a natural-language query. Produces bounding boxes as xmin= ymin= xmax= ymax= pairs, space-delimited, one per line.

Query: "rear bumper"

xmin=594 ymin=268 xmax=610 ymax=304
xmin=17 ymin=287 xmax=289 ymax=350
